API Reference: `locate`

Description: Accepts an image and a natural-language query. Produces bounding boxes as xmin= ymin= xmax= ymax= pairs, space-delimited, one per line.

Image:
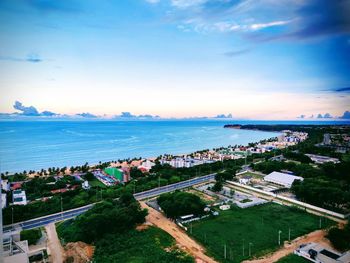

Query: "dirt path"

xmin=242 ymin=229 xmax=332 ymax=263
xmin=45 ymin=223 xmax=65 ymax=263
xmin=140 ymin=202 xmax=218 ymax=263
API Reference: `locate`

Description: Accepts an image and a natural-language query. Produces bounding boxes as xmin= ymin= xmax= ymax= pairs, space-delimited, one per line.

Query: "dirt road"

xmin=140 ymin=202 xmax=218 ymax=263
xmin=45 ymin=223 xmax=65 ymax=263
xmin=242 ymin=229 xmax=332 ymax=263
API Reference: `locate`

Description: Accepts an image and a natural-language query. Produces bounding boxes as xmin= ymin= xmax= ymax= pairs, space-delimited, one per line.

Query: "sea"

xmin=0 ymin=119 xmax=348 ymax=173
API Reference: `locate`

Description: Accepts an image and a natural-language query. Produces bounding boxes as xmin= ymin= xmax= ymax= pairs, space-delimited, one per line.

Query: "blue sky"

xmin=0 ymin=0 xmax=349 ymax=119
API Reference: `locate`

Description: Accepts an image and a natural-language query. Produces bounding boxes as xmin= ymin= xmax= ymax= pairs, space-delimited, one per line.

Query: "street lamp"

xmin=60 ymin=196 xmax=63 ymax=220
xmin=278 ymin=230 xmax=282 ymax=245
xmin=11 ymin=207 xmax=14 ymax=226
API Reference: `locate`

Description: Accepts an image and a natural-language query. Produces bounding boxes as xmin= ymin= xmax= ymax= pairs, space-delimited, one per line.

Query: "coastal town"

xmin=2 ymin=125 xmax=350 ymax=263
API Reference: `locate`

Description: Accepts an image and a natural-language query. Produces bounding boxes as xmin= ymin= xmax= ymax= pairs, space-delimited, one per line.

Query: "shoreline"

xmin=2 ymin=129 xmax=281 ymax=175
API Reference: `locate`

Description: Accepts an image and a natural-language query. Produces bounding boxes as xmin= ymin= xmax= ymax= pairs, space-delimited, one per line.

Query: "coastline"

xmin=1 ymin=125 xmax=280 ymax=174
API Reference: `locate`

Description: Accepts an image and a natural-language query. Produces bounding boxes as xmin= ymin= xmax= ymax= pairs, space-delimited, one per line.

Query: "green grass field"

xmin=188 ymin=203 xmax=334 ymax=263
xmin=239 ymin=171 xmax=264 ymax=179
xmin=276 ymin=253 xmax=308 ymax=263
xmin=88 ymin=178 xmax=106 ymax=188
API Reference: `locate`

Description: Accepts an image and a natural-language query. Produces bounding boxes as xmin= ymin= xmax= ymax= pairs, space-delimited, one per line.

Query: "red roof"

xmin=11 ymin=183 xmax=22 ymax=190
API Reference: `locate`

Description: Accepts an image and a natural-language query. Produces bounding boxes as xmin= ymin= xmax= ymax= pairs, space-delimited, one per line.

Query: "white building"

xmin=139 ymin=159 xmax=156 ymax=171
xmin=1 ymin=179 xmax=9 ymax=191
xmin=264 ymin=171 xmax=303 ymax=188
xmin=82 ymin=180 xmax=90 ymax=190
xmin=12 ymin=190 xmax=27 ymax=205
xmin=2 ymin=193 xmax=7 ymax=209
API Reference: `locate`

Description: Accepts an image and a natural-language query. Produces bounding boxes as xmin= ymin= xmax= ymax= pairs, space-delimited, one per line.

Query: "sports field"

xmin=188 ymin=203 xmax=333 ymax=263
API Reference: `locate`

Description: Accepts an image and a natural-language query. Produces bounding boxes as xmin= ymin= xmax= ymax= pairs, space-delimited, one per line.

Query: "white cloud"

xmin=145 ymin=0 xmax=160 ymax=3
xmin=249 ymin=20 xmax=291 ymax=30
xmin=171 ymin=0 xmax=207 ymax=8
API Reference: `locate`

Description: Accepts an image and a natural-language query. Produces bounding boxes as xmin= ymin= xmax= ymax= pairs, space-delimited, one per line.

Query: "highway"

xmin=3 ymin=174 xmax=215 ymax=232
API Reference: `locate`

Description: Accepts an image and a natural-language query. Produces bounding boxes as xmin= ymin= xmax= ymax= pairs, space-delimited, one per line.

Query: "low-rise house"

xmin=239 ymin=176 xmax=252 ymax=185
xmin=12 ymin=190 xmax=27 ymax=205
xmin=138 ymin=159 xmax=156 ymax=171
xmin=82 ymin=180 xmax=90 ymax=190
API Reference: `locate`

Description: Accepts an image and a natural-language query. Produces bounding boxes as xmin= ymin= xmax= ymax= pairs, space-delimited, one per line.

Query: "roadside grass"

xmin=93 ymin=226 xmax=194 ymax=263
xmin=57 ymin=221 xmax=194 ymax=263
xmin=276 ymin=253 xmax=308 ymax=263
xmin=187 ymin=203 xmax=334 ymax=263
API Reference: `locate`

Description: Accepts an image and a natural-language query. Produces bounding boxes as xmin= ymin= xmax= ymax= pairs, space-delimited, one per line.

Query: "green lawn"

xmin=88 ymin=178 xmax=106 ymax=188
xmin=276 ymin=253 xmax=308 ymax=263
xmin=188 ymin=203 xmax=334 ymax=263
xmin=240 ymin=171 xmax=264 ymax=179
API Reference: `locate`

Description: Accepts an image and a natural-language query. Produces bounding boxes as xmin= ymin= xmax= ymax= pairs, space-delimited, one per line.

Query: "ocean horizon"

xmin=1 ymin=119 xmax=349 ymax=173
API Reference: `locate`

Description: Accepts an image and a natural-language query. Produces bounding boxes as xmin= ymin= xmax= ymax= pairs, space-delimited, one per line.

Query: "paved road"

xmin=3 ymin=174 xmax=215 ymax=232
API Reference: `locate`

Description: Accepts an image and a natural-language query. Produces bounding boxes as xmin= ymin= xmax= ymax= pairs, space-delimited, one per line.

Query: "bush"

xmin=57 ymin=192 xmax=148 ymax=244
xmin=157 ymin=191 xmax=206 ymax=219
xmin=20 ymin=229 xmax=42 ymax=245
xmin=327 ymin=224 xmax=350 ymax=251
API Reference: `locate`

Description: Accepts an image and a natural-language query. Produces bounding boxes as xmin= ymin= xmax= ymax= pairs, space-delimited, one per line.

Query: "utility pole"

xmin=278 ymin=230 xmax=282 ymax=245
xmin=242 ymin=239 xmax=245 ymax=256
xmin=288 ymin=228 xmax=291 ymax=241
xmin=11 ymin=207 xmax=14 ymax=226
xmin=224 ymin=244 xmax=226 ymax=259
xmin=319 ymin=218 xmax=322 ymax=228
xmin=249 ymin=243 xmax=253 ymax=257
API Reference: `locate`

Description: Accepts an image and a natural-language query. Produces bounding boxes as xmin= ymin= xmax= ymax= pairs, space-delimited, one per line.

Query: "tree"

xmin=20 ymin=229 xmax=42 ymax=245
xmin=157 ymin=191 xmax=206 ymax=219
xmin=212 ymin=181 xmax=223 ymax=192
xmin=84 ymin=172 xmax=95 ymax=181
xmin=327 ymin=224 xmax=350 ymax=251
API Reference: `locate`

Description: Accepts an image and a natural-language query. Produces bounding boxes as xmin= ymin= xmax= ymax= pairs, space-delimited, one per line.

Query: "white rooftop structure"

xmin=264 ymin=171 xmax=303 ymax=188
xmin=294 ymin=242 xmax=350 ymax=263
xmin=305 ymin=154 xmax=340 ymax=164
xmin=12 ymin=190 xmax=27 ymax=205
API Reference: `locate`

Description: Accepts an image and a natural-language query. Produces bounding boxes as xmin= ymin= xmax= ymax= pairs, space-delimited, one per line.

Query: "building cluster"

xmin=159 ymin=156 xmax=214 ymax=168
xmin=158 ymin=130 xmax=308 ymax=168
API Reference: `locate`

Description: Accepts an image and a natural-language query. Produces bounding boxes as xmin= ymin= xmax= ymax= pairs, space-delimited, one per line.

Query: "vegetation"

xmin=252 ymin=155 xmax=350 ymax=212
xmin=57 ymin=192 xmax=147 ymax=243
xmin=20 ymin=228 xmax=42 ymax=245
xmin=93 ymin=226 xmax=194 ymax=263
xmin=157 ymin=191 xmax=206 ymax=219
xmin=327 ymin=223 xmax=350 ymax=251
xmin=187 ymin=203 xmax=333 ymax=263
xmin=4 ymin=124 xmax=349 ymax=228
xmin=276 ymin=254 xmax=308 ymax=263
xmin=56 ymin=192 xmax=193 ymax=262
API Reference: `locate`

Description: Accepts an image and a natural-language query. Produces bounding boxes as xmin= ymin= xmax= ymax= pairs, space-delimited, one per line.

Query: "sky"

xmin=0 ymin=0 xmax=349 ymax=119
